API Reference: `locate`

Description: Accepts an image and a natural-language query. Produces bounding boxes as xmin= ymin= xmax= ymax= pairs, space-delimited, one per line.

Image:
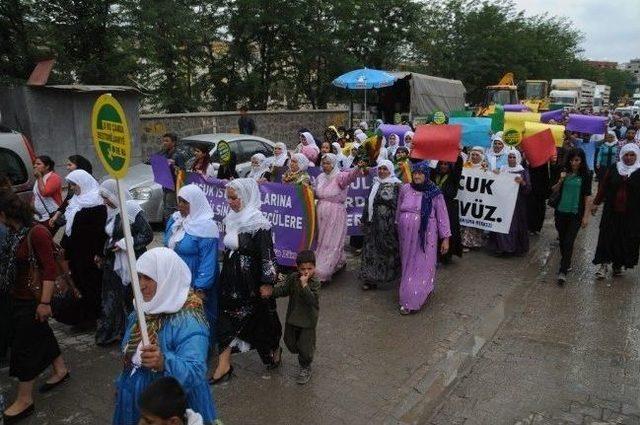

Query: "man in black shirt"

xmin=237 ymin=105 xmax=256 ymax=135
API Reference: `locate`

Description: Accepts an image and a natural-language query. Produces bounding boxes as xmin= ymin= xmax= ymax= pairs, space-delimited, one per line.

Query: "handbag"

xmin=26 ymin=225 xmax=84 ymax=325
xmin=547 ymin=188 xmax=561 ymax=208
xmin=35 ymin=191 xmax=66 ymax=232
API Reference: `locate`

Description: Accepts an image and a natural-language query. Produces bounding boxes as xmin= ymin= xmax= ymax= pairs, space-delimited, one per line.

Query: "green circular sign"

xmin=503 ymin=129 xmax=522 ymax=146
xmin=217 ymin=140 xmax=232 ymax=164
xmin=91 ymin=94 xmax=131 ymax=178
xmin=433 ymin=111 xmax=447 ymax=125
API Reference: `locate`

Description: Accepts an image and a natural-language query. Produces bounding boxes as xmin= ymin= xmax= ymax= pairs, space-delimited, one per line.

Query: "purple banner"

xmin=503 ymin=104 xmax=530 ymax=112
xmin=378 ymin=124 xmax=413 ymax=145
xmin=150 ymin=154 xmax=175 ymax=190
xmin=566 ymin=114 xmax=607 ymax=135
xmin=307 ymin=167 xmax=373 ymax=236
xmin=186 ymin=174 xmax=315 ymax=267
xmin=540 ymin=109 xmax=564 ymax=123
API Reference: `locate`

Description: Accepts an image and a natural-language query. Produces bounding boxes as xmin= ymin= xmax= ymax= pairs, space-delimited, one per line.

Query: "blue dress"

xmin=164 ymin=216 xmax=219 ymax=341
xmin=113 ymin=309 xmax=217 ymax=424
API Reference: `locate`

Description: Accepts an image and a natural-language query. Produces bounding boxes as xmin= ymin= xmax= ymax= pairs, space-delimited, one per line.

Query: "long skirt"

xmin=10 ymin=299 xmax=61 ymax=381
xmin=315 ymin=200 xmax=347 ymax=282
xmin=359 ymin=220 xmax=400 ymax=286
xmin=593 ymin=210 xmax=640 ymax=269
xmin=487 ymin=196 xmax=530 ymax=255
xmin=217 ymin=297 xmax=282 ymax=365
xmin=95 ymin=263 xmax=133 ymax=345
xmin=398 ymin=213 xmax=440 ymax=311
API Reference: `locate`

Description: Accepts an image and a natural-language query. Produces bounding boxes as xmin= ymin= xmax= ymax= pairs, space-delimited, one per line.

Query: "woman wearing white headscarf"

xmin=267 ymin=142 xmax=289 ymax=182
xmin=386 ymin=134 xmax=401 ymax=159
xmin=359 ymin=160 xmax=401 ymax=289
xmin=487 ymin=149 xmax=531 ymax=256
xmin=113 ymin=248 xmax=217 ymax=425
xmin=592 ymin=143 xmax=640 ymax=279
xmin=212 ymin=178 xmax=282 ymax=384
xmin=60 ymin=169 xmax=108 ymax=324
xmin=314 ymin=153 xmax=365 ymax=282
xmin=486 ymin=132 xmax=509 ymax=170
xmin=95 ymin=180 xmax=153 ymax=346
xmin=403 ymin=131 xmax=414 ymax=151
xmin=296 ymin=131 xmax=319 ymax=165
xmin=282 ymin=153 xmax=311 ymax=185
xmin=595 ymin=131 xmax=619 ymax=180
xmin=164 ymin=184 xmax=220 ymax=346
xmin=246 ymin=153 xmax=271 ymax=181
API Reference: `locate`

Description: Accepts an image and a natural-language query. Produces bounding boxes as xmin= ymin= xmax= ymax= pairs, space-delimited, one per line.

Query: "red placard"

xmin=411 ymin=124 xmax=461 ymax=162
xmin=520 ymin=129 xmax=556 ymax=168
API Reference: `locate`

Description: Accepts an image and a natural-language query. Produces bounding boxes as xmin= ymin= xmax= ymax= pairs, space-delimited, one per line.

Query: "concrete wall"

xmin=0 ymin=86 xmax=141 ymax=177
xmin=139 ymin=109 xmax=349 ymax=159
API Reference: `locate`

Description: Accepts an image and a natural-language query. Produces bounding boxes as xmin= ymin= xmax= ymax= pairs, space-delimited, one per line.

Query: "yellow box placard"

xmin=523 ymin=121 xmax=565 ymax=147
xmin=503 ymin=112 xmax=542 ymax=133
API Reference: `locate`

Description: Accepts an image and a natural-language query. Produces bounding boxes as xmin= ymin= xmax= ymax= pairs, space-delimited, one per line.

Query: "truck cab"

xmin=549 ymin=90 xmax=578 ymax=110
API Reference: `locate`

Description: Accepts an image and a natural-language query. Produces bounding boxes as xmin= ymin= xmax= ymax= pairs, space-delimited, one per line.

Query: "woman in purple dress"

xmin=397 ymin=161 xmax=451 ymax=315
xmin=487 ymin=149 xmax=531 ymax=256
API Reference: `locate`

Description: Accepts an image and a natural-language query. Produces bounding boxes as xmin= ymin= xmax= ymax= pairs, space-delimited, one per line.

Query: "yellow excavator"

xmin=478 ymin=73 xmax=519 ymax=116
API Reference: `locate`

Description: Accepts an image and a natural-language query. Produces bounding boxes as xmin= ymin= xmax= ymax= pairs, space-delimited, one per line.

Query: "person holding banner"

xmin=432 ymin=157 xmax=464 ymax=263
xmin=190 ymin=144 xmax=212 ymax=176
xmin=61 ymin=169 xmax=108 ymax=325
xmin=358 ymin=160 xmax=401 ymax=289
xmin=213 ymin=178 xmax=282 ymax=384
xmin=397 ymin=161 xmax=450 ymax=315
xmin=164 ymin=184 xmax=219 ymax=347
xmin=282 ymin=153 xmax=312 ymax=186
xmin=461 ymin=147 xmax=488 ymax=251
xmin=550 ymin=149 xmax=593 ymax=285
xmin=95 ymin=180 xmax=153 ymax=347
xmin=158 ymin=133 xmax=186 ymax=222
xmin=592 ymin=144 xmax=640 ymax=279
xmin=487 ymin=149 xmax=531 ymax=256
xmin=314 ymin=154 xmax=364 ymax=283
xmin=113 ymin=247 xmax=217 ymax=425
xmin=486 ymin=133 xmax=509 ymax=170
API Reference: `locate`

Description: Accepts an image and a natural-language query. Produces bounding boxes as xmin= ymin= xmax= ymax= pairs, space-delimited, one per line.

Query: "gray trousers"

xmin=283 ymin=323 xmax=316 ymax=368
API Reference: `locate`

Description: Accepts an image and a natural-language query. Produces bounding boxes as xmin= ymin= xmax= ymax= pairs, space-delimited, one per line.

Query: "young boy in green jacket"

xmin=264 ymin=250 xmax=320 ymax=385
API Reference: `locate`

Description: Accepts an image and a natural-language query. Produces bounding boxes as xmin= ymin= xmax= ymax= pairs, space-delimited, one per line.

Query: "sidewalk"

xmin=427 ymin=213 xmax=640 ymax=425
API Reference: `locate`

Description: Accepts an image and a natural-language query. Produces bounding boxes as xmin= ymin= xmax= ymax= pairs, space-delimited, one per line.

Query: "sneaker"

xmin=399 ymin=306 xmax=411 ymax=315
xmin=296 ymin=367 xmax=312 ymax=385
xmin=557 ymin=273 xmax=567 ymax=286
xmin=595 ymin=264 xmax=607 ymax=280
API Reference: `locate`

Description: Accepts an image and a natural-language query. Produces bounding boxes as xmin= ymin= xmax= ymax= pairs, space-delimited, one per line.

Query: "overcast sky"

xmin=513 ymin=0 xmax=640 ymax=63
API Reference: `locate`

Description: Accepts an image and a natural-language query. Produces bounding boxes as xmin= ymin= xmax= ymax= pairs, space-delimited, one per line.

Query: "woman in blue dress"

xmin=113 ymin=247 xmax=217 ymax=424
xmin=164 ymin=184 xmax=219 ymax=342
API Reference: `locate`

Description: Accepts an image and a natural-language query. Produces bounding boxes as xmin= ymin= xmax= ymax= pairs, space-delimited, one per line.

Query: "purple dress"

xmin=314 ymin=168 xmax=359 ymax=282
xmin=397 ymin=184 xmax=451 ymax=311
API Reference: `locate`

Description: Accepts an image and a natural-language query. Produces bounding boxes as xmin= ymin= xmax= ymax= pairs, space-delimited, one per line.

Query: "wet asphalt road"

xmin=1 ymin=208 xmax=638 ymax=425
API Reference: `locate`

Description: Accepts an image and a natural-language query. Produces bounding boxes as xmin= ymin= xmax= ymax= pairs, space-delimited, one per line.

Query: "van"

xmin=0 ymin=125 xmax=37 ymax=200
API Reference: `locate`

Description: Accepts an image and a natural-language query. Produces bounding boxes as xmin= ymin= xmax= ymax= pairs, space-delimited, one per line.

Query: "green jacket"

xmin=273 ymin=273 xmax=320 ymax=329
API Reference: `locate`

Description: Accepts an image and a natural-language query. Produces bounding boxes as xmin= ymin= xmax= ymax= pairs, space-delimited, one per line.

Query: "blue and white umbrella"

xmin=332 ymin=68 xmax=397 ymax=121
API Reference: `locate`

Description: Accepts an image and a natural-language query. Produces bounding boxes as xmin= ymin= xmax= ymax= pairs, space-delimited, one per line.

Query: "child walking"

xmin=264 ymin=250 xmax=320 ymax=385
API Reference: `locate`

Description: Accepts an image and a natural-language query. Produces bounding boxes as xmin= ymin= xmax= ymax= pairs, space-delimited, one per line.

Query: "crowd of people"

xmin=0 ymin=108 xmax=639 ymax=424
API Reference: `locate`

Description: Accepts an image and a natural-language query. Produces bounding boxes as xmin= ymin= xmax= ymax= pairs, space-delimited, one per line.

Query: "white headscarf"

xmin=320 ymin=153 xmax=340 ymax=178
xmin=64 ymin=169 xmax=103 ymax=236
xmin=387 ymin=134 xmax=400 ymax=157
xmin=367 ymin=160 xmax=400 ymax=221
xmin=604 ymin=130 xmax=618 ymax=147
xmin=100 ymin=179 xmax=143 ymax=229
xmin=136 ymin=247 xmax=192 ymax=315
xmin=501 ymin=148 xmax=525 ymax=173
xmin=486 ymin=134 xmax=508 ymax=170
xmin=466 ymin=146 xmax=486 ymax=169
xmin=359 ymin=121 xmax=368 ymax=131
xmin=301 ymin=132 xmax=319 ymax=153
xmin=223 ymin=178 xmax=271 ymax=251
xmin=617 ymin=143 xmax=640 ymax=176
xmin=272 ymin=142 xmax=288 ymax=167
xmin=175 ymin=184 xmax=218 ymax=243
xmin=403 ymin=131 xmax=414 ymax=147
xmin=354 ymin=130 xmax=367 ymax=143
xmin=290 ymin=153 xmax=310 ymax=172
xmin=247 ymin=153 xmax=269 ymax=180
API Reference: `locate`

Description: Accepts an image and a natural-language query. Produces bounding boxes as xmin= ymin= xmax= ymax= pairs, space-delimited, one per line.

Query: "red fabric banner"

xmin=520 ymin=129 xmax=556 ymax=168
xmin=411 ymin=124 xmax=461 ymax=162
